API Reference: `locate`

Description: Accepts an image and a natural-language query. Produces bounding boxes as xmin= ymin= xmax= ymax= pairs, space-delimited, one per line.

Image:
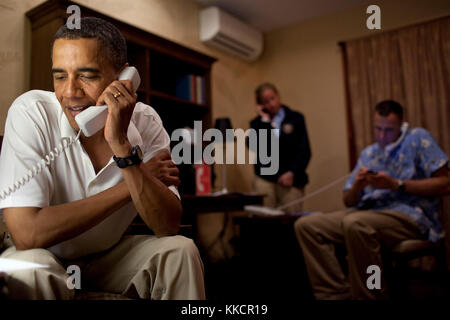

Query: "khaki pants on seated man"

xmin=1 ymin=235 xmax=205 ymax=300
xmin=294 ymin=209 xmax=424 ymax=300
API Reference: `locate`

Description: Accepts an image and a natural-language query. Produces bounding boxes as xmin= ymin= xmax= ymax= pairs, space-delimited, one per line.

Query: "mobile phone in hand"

xmin=257 ymin=105 xmax=269 ymax=115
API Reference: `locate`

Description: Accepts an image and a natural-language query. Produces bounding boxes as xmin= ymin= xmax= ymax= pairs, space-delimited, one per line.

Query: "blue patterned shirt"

xmin=344 ymin=125 xmax=449 ymax=242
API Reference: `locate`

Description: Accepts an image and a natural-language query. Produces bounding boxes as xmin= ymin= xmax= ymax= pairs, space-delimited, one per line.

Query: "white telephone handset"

xmin=0 ymin=67 xmax=141 ymax=200
xmin=75 ymin=66 xmax=141 ymax=137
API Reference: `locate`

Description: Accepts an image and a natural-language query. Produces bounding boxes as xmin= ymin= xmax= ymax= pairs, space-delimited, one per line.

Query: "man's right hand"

xmin=353 ymin=166 xmax=371 ymax=191
xmin=256 ymin=105 xmax=271 ymax=122
xmin=140 ymin=149 xmax=180 ymax=187
xmin=343 ymin=166 xmax=371 ymax=207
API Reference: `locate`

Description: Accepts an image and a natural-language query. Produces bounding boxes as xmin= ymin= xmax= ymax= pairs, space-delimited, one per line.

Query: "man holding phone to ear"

xmin=249 ymin=82 xmax=311 ymax=213
xmin=0 ymin=17 xmax=205 ymax=299
xmin=295 ymin=100 xmax=449 ymax=300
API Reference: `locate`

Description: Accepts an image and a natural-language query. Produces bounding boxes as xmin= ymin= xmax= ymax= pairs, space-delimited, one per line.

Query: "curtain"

xmin=342 ymin=16 xmax=450 ymax=168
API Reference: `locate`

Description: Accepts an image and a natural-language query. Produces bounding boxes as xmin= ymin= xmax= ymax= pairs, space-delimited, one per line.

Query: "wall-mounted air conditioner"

xmin=199 ymin=6 xmax=263 ymax=62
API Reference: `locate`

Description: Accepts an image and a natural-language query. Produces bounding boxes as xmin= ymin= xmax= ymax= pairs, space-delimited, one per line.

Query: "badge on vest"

xmin=282 ymin=123 xmax=294 ymax=134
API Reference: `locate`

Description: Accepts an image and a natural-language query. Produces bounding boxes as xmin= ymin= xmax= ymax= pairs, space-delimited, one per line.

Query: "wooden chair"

xmin=386 ymin=193 xmax=450 ymax=298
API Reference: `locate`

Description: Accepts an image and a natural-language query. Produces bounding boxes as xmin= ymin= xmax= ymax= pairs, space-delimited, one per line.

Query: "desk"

xmin=126 ymin=192 xmax=264 ymax=239
xmin=181 ymin=192 xmax=264 ymax=224
xmin=181 ymin=192 xmax=264 ymax=259
xmin=232 ymin=214 xmax=314 ymax=300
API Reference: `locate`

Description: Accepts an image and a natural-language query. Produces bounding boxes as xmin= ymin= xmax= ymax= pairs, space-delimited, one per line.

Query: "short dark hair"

xmin=52 ymin=17 xmax=127 ymax=71
xmin=255 ymin=82 xmax=278 ymax=104
xmin=375 ymin=100 xmax=403 ymax=120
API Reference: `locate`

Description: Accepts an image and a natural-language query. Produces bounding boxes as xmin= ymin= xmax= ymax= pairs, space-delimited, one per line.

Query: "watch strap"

xmin=397 ymin=179 xmax=406 ymax=192
xmin=113 ymin=145 xmax=143 ymax=168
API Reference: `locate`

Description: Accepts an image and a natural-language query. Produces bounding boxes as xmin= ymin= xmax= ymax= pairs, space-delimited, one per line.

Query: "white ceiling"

xmin=196 ymin=0 xmax=370 ymax=32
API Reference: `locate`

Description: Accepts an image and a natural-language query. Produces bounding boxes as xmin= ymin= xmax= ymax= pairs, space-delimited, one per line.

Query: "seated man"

xmin=0 ymin=17 xmax=205 ymax=299
xmin=294 ymin=100 xmax=449 ymax=300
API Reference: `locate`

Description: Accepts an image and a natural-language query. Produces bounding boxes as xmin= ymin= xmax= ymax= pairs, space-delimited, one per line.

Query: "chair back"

xmin=441 ymin=193 xmax=450 ymax=270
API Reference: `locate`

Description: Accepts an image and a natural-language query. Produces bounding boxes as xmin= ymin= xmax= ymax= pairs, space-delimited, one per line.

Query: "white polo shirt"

xmin=0 ymin=90 xmax=179 ymax=259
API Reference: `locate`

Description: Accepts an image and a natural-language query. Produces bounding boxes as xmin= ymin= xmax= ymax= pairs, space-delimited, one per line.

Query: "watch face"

xmin=398 ymin=180 xmax=405 ymax=192
xmin=114 ymin=145 xmax=143 ymax=168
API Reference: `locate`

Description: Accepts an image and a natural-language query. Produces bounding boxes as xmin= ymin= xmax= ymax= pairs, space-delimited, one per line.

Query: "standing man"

xmin=294 ymin=100 xmax=449 ymax=299
xmin=0 ymin=17 xmax=205 ymax=299
xmin=250 ymin=83 xmax=311 ymax=213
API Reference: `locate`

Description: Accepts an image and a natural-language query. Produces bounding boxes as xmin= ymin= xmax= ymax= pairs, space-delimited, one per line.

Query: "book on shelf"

xmin=175 ymin=74 xmax=206 ymax=104
xmin=190 ymin=74 xmax=196 ymax=103
xmin=175 ymin=74 xmax=191 ymax=101
xmin=195 ymin=75 xmax=206 ymax=105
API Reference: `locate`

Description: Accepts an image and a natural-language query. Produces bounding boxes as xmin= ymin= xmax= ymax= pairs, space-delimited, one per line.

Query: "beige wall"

xmin=0 ymin=0 xmax=43 ymax=134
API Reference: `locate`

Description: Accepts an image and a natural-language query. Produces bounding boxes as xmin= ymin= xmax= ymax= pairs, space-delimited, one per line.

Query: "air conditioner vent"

xmin=200 ymin=7 xmax=263 ymax=61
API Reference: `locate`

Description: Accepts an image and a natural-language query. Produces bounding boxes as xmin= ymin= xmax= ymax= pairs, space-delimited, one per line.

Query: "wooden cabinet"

xmin=26 ymin=0 xmax=216 ymax=194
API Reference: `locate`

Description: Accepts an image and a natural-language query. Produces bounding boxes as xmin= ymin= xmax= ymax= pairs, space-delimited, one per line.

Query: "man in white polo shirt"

xmin=0 ymin=17 xmax=205 ymax=299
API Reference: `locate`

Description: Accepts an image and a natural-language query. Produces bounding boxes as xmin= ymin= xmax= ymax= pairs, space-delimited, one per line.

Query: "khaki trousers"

xmin=252 ymin=175 xmax=304 ymax=214
xmin=1 ymin=235 xmax=205 ymax=300
xmin=294 ymin=209 xmax=424 ymax=300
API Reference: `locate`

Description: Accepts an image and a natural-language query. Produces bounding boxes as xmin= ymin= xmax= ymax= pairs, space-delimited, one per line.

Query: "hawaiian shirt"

xmin=344 ymin=124 xmax=449 ymax=242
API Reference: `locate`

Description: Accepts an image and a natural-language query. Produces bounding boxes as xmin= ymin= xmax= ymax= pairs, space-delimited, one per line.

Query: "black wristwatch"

xmin=113 ymin=145 xmax=143 ymax=168
xmin=396 ymin=179 xmax=406 ymax=192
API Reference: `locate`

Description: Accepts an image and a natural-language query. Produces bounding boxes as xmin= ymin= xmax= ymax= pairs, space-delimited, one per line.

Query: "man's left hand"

xmin=366 ymin=171 xmax=398 ymax=190
xmin=97 ymin=79 xmax=137 ymax=156
xmin=141 ymin=149 xmax=180 ymax=187
xmin=278 ymin=171 xmax=294 ymax=187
